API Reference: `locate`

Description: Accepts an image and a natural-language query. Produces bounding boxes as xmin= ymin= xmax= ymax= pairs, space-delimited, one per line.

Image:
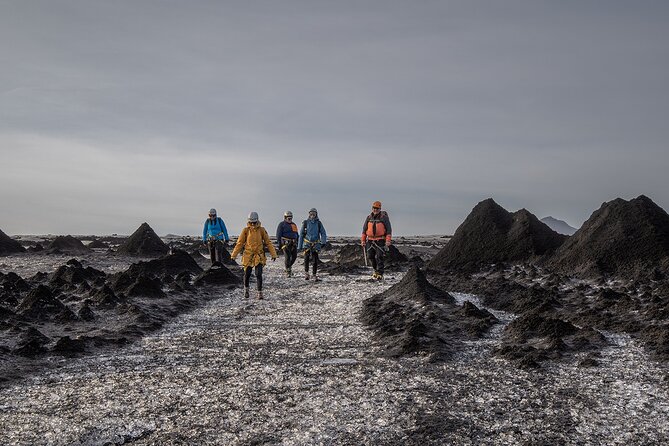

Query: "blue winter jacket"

xmin=298 ymin=218 xmax=327 ymax=251
xmin=276 ymin=220 xmax=299 ymax=243
xmin=203 ymin=217 xmax=229 ymax=242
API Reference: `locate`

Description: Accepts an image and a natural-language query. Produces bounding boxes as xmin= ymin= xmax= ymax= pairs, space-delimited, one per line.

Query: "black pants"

xmin=208 ymin=240 xmax=225 ymax=264
xmin=367 ymin=241 xmax=386 ymax=274
xmin=304 ymin=250 xmax=319 ymax=275
xmin=244 ymin=265 xmax=263 ymax=290
xmin=283 ymin=242 xmax=298 ymax=269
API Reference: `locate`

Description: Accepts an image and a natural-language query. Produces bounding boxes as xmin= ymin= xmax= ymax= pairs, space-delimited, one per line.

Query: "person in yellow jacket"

xmin=230 ymin=211 xmax=277 ymax=299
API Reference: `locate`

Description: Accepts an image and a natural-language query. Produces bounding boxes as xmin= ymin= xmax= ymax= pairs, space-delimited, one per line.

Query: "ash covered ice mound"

xmin=429 ymin=199 xmax=565 ymax=272
xmin=546 ymin=195 xmax=669 ymax=279
xmin=0 ymin=229 xmax=25 ymax=255
xmin=360 ymin=266 xmax=497 ymax=360
xmin=47 ymin=235 xmax=91 ymax=255
xmin=116 ymin=222 xmax=169 ymax=256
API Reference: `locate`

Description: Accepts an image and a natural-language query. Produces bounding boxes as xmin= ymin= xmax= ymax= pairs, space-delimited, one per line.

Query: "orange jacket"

xmin=361 ymin=211 xmax=392 ymax=244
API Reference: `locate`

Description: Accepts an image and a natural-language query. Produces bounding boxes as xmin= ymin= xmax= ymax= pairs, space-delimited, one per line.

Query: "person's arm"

xmin=298 ymin=221 xmax=305 ymax=250
xmin=230 ymin=228 xmax=247 ymax=259
xmin=319 ymin=221 xmax=327 ymax=246
xmin=384 ymin=213 xmax=392 ymax=244
xmin=276 ymin=222 xmax=283 ymax=250
xmin=264 ymin=229 xmax=277 ymax=258
xmin=361 ymin=216 xmax=369 ymax=245
xmin=219 ymin=218 xmax=229 ymax=242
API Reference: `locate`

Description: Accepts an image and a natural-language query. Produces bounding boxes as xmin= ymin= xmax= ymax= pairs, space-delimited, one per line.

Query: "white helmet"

xmin=248 ymin=211 xmax=259 ymax=223
xmin=284 ymin=210 xmax=293 ymax=218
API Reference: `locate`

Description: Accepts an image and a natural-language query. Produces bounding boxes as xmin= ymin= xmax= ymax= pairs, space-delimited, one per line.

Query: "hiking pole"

xmin=363 ymin=244 xmax=368 ymax=267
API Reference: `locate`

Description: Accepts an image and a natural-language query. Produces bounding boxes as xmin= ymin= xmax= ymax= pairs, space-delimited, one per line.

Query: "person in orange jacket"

xmin=361 ymin=201 xmax=392 ymax=280
xmin=230 ymin=211 xmax=277 ymax=299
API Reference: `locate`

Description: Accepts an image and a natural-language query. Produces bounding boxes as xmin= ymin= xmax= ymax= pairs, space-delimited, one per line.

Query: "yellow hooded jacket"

xmin=230 ymin=222 xmax=278 ymax=267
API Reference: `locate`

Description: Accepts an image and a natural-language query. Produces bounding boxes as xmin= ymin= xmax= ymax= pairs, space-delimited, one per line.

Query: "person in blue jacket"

xmin=276 ymin=211 xmax=299 ymax=277
xmin=202 ymin=208 xmax=230 ymax=267
xmin=298 ymin=208 xmax=327 ymax=281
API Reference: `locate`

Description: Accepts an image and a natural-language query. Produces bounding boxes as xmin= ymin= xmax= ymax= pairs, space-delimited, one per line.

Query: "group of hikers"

xmin=202 ymin=201 xmax=392 ymax=300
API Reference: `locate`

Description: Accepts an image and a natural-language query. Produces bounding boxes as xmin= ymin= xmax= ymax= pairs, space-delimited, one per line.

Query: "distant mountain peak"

xmin=540 ymin=216 xmax=578 ymax=236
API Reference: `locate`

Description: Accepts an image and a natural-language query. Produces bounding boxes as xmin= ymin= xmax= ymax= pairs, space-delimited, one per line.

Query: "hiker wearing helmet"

xmin=202 ymin=208 xmax=230 ymax=267
xmin=298 ymin=208 xmax=327 ymax=281
xmin=230 ymin=212 xmax=277 ymax=299
xmin=276 ymin=211 xmax=299 ymax=277
xmin=361 ymin=201 xmax=392 ymax=280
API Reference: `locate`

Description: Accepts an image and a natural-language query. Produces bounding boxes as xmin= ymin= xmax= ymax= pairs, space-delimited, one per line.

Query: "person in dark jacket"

xmin=276 ymin=211 xmax=299 ymax=277
xmin=202 ymin=208 xmax=230 ymax=267
xmin=361 ymin=201 xmax=392 ymax=280
xmin=298 ymin=208 xmax=327 ymax=281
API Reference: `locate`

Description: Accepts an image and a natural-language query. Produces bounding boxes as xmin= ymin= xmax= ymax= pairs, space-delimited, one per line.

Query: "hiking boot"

xmin=286 ymin=268 xmax=292 ymax=278
xmin=256 ymin=291 xmax=263 ymax=300
xmin=243 ymin=287 xmax=250 ymax=299
xmin=313 ymin=275 xmax=320 ymax=282
xmin=305 ymin=273 xmax=310 ymax=280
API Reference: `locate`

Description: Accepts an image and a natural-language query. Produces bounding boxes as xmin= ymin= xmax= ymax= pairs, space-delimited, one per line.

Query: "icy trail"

xmin=2 ymin=262 xmax=669 ymax=445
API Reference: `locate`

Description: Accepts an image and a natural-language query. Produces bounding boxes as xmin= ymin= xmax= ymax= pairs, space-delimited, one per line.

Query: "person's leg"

xmin=255 ymin=265 xmax=263 ymax=290
xmin=368 ymin=244 xmax=378 ymax=273
xmin=208 ymin=241 xmax=216 ymax=265
xmin=288 ymin=244 xmax=298 ymax=268
xmin=304 ymin=250 xmax=311 ymax=279
xmin=377 ymin=242 xmax=386 ymax=276
xmin=312 ymin=252 xmax=319 ymax=276
xmin=215 ymin=240 xmax=223 ymax=264
xmin=243 ymin=266 xmax=252 ymax=297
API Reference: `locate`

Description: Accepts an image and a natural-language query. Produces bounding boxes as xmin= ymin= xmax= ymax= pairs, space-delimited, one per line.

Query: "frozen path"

xmin=2 ymin=262 xmax=669 ymax=445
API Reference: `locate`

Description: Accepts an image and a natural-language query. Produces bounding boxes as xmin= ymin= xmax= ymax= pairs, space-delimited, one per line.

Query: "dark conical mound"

xmin=47 ymin=235 xmax=91 ymax=255
xmin=0 ymin=229 xmax=25 ymax=255
xmin=16 ymin=285 xmax=76 ymax=321
xmin=194 ymin=266 xmax=241 ymax=287
xmin=429 ymin=199 xmax=566 ymax=272
xmin=546 ymin=195 xmax=669 ymax=278
xmin=360 ymin=267 xmax=497 ymax=360
xmin=117 ymin=222 xmax=169 ymax=256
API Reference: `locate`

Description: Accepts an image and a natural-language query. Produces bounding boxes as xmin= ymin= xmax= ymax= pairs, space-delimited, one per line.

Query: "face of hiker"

xmin=372 ymin=206 xmax=381 ymax=215
xmin=308 ymin=211 xmax=317 ymax=220
xmin=209 ymin=213 xmax=216 ymax=220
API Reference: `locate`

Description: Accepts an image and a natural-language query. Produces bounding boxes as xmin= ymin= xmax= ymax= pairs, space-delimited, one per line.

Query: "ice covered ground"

xmin=2 ymin=261 xmax=669 ymax=445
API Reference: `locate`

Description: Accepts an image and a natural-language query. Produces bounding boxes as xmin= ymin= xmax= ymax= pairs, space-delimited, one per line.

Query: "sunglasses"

xmin=209 ymin=214 xmax=216 ymax=217
xmin=372 ymin=207 xmax=380 ymax=210
xmin=286 ymin=217 xmax=293 ymax=220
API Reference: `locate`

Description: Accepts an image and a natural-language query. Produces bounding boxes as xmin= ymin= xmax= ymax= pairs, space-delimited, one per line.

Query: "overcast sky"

xmin=1 ymin=0 xmax=668 ymax=236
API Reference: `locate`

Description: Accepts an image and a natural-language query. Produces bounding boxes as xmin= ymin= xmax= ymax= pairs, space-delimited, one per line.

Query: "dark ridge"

xmin=0 ymin=229 xmax=25 ymax=255
xmin=116 ymin=222 xmax=169 ymax=256
xmin=87 ymin=239 xmax=109 ymax=249
xmin=327 ymin=244 xmax=409 ymax=274
xmin=429 ymin=198 xmax=565 ymax=272
xmin=546 ymin=195 xmax=669 ymax=279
